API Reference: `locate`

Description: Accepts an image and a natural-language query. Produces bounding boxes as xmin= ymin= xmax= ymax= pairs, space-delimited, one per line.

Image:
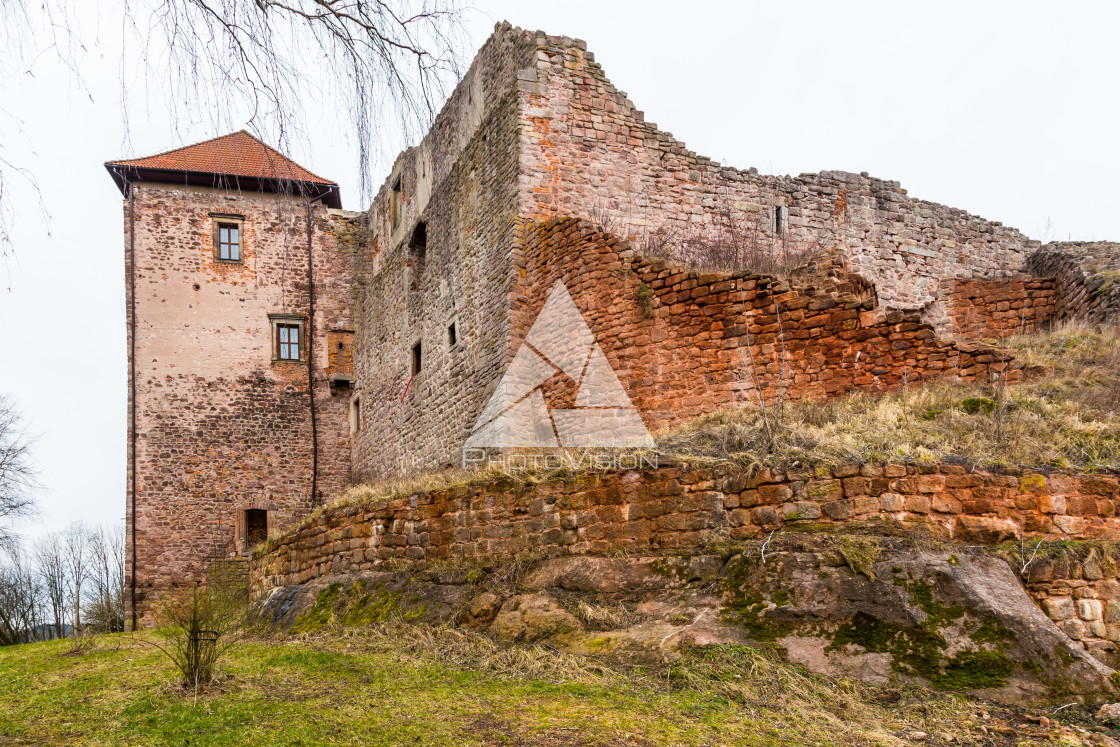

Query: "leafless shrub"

xmin=150 ymin=581 xmax=246 ymax=690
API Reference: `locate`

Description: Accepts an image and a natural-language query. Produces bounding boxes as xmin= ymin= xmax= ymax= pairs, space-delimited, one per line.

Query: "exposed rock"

xmin=1097 ymin=703 xmax=1120 ymax=723
xmin=490 ymin=593 xmax=582 ymax=643
xmin=251 ymin=538 xmax=1119 ymax=705
xmin=460 ymin=591 xmax=503 ymax=628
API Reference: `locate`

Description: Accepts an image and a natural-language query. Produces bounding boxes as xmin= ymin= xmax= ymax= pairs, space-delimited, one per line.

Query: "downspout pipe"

xmin=124 ymin=173 xmax=138 ymax=631
xmin=306 ymin=198 xmax=319 ymax=507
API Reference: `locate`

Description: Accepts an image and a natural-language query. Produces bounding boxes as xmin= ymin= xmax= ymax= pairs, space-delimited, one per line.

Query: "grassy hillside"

xmin=0 ymin=623 xmax=1112 ymax=746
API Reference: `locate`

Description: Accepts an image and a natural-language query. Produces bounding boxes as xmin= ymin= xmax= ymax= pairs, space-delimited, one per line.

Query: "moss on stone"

xmin=836 ymin=536 xmax=880 ymax=581
xmin=960 ymin=396 xmax=997 ymax=415
xmin=721 ymin=555 xmax=796 ymax=642
xmin=898 ymin=580 xmax=963 ymax=631
xmin=969 ymin=617 xmax=1013 ymax=646
xmin=934 ymin=650 xmax=1013 ymax=690
xmin=290 ymin=580 xmax=424 ymax=633
xmin=827 ymin=611 xmax=1012 ymax=691
xmin=291 ymin=583 xmax=344 ymax=634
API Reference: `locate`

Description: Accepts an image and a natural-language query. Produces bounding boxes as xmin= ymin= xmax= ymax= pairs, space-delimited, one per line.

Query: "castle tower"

xmin=106 ymin=132 xmax=358 ymax=627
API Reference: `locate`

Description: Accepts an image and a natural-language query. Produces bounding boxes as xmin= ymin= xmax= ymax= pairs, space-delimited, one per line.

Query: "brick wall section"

xmin=1027 ymin=242 xmax=1120 ymax=323
xmin=513 ymin=29 xmax=1040 ymax=314
xmin=125 ymin=184 xmax=358 ymax=624
xmin=932 ymin=276 xmax=1057 ymax=341
xmin=250 ymin=463 xmax=1120 ymax=608
xmin=512 ymin=217 xmax=1015 ymax=427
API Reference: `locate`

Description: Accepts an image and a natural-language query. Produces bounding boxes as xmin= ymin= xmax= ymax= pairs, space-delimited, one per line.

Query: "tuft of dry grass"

xmin=658 ymin=323 xmax=1120 ymax=473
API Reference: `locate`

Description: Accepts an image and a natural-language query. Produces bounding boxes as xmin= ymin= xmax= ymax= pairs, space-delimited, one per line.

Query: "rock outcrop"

xmin=252 ymin=533 xmax=1118 ymax=706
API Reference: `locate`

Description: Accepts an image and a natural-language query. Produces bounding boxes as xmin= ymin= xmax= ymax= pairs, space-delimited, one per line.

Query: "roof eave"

xmin=103 ymin=163 xmax=342 ymax=209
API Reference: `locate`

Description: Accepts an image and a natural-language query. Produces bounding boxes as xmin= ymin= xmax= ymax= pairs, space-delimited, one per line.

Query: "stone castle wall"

xmin=931 ymin=276 xmax=1057 ymax=341
xmin=125 ymin=184 xmax=357 ymax=623
xmin=1028 ymin=242 xmax=1120 ymax=323
xmin=348 ymin=27 xmax=539 ymax=480
xmin=514 ymin=30 xmax=1040 ymax=316
xmin=512 ymin=217 xmax=1014 ymax=429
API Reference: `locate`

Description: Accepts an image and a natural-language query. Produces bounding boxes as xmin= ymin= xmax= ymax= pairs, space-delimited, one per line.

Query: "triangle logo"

xmin=465 ymin=281 xmax=655 ymax=449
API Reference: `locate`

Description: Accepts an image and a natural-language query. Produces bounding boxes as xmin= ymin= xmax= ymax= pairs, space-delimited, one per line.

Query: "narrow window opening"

xmin=245 ymin=509 xmax=267 ymax=547
xmin=409 ymin=222 xmax=427 ymax=271
xmin=773 ymin=205 xmax=784 ymax=235
xmin=411 ymin=341 xmax=423 ymax=376
xmin=447 ymin=322 xmax=457 ymax=347
xmin=390 ymin=175 xmax=402 ymax=231
xmin=349 ymin=395 xmax=362 ymax=434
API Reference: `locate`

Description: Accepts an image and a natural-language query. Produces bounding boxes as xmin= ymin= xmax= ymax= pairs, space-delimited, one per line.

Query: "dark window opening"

xmin=773 ymin=206 xmax=784 ymax=235
xmin=412 ymin=341 xmax=422 ymax=376
xmin=277 ymin=323 xmax=301 ymax=361
xmin=390 ymin=175 xmax=402 ymax=231
xmin=409 ymin=222 xmax=427 ymax=269
xmin=447 ymin=321 xmax=457 ymax=347
xmin=246 ymin=509 xmax=267 ymax=546
xmin=217 ymin=222 xmax=241 ymax=261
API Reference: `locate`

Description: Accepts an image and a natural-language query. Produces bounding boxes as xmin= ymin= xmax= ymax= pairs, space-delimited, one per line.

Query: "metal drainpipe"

xmin=306 ymin=198 xmax=319 ymax=507
xmin=126 ymin=176 xmax=138 ymax=631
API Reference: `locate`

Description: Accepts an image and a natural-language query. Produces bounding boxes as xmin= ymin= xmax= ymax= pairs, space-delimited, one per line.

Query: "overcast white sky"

xmin=2 ymin=0 xmax=1118 ymax=539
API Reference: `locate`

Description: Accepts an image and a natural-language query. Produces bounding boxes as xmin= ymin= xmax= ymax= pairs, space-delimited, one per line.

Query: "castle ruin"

xmin=106 ymin=24 xmax=1118 ymax=626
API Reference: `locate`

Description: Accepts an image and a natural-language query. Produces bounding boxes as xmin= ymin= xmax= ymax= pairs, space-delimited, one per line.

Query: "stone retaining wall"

xmin=1027 ymin=556 xmax=1120 ymax=666
xmin=251 ymin=463 xmax=1120 ymax=593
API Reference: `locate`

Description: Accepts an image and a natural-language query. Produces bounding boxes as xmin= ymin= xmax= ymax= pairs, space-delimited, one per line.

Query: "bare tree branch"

xmin=0 ymin=395 xmax=37 ymax=539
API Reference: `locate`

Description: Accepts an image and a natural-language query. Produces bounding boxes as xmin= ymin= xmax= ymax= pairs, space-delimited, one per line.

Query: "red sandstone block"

xmin=905 ymin=495 xmax=931 ymax=514
xmin=758 ymin=484 xmax=794 ymax=503
xmin=916 ymin=475 xmax=945 ymax=493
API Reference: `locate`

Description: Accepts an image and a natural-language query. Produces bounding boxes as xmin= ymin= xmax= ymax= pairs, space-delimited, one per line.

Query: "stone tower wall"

xmin=125 ymin=183 xmax=356 ymax=624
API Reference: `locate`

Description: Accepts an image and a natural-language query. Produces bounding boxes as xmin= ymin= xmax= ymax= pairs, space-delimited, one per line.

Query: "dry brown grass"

xmin=309 ymin=620 xmax=985 ymax=746
xmin=658 ymin=322 xmax=1120 ymax=473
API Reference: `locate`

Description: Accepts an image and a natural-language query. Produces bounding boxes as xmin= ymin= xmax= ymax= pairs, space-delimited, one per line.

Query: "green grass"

xmin=0 ymin=625 xmax=1003 ymax=747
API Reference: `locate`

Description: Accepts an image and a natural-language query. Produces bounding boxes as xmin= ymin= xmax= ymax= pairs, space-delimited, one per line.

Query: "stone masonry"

xmin=109 ymin=24 xmax=1116 ymax=624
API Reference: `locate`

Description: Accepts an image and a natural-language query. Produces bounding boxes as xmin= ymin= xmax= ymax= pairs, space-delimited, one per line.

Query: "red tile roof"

xmin=106 ymin=130 xmax=336 ymax=186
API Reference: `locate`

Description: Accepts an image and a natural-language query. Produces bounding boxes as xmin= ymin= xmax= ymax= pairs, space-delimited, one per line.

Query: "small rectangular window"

xmin=773 ymin=205 xmax=784 ymax=235
xmin=218 ymin=222 xmax=241 ymax=261
xmin=390 ymin=175 xmax=403 ymax=231
xmin=278 ymin=324 xmax=300 ymax=360
xmin=349 ymin=395 xmax=361 ymax=434
xmin=270 ymin=314 xmax=305 ymax=362
xmin=447 ymin=322 xmax=457 ymax=347
xmin=412 ymin=341 xmax=422 ymax=376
